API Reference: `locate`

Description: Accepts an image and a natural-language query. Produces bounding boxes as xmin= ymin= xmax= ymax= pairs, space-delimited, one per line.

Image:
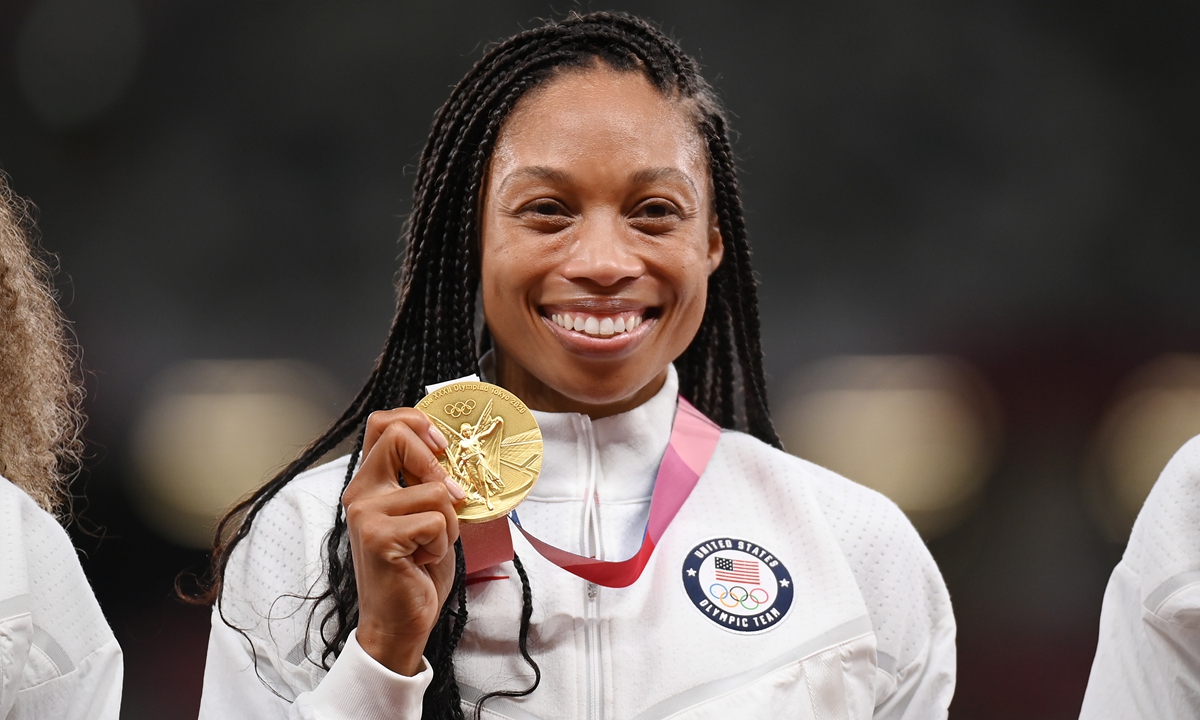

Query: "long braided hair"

xmin=205 ymin=12 xmax=779 ymax=719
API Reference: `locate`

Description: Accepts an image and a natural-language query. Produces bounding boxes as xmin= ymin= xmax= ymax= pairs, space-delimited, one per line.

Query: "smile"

xmin=549 ymin=312 xmax=644 ymax=338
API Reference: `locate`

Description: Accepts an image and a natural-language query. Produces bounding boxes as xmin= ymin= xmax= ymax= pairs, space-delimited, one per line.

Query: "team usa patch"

xmin=682 ymin=537 xmax=794 ymax=633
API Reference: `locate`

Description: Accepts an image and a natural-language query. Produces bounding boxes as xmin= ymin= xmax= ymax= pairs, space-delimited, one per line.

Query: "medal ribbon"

xmin=461 ymin=397 xmax=721 ymax=588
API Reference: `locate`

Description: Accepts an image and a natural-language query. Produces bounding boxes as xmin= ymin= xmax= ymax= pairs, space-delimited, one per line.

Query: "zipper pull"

xmin=587 ymin=582 xmax=598 ymax=599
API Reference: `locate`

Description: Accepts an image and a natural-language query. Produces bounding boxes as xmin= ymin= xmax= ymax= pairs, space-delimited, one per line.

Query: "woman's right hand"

xmin=341 ymin=408 xmax=467 ymax=676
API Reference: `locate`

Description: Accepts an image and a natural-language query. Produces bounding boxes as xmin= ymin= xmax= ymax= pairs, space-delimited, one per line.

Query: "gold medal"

xmin=417 ymin=381 xmax=542 ymax=523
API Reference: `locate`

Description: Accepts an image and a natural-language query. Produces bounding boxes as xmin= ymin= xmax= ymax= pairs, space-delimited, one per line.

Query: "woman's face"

xmin=481 ymin=65 xmax=722 ymax=417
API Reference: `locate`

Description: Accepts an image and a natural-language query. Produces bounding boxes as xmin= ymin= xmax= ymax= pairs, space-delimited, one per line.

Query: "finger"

xmin=359 ymin=409 xmax=463 ymax=500
xmin=349 ymin=419 xmax=451 ymax=502
xmin=364 ymin=408 xmax=448 ymax=459
xmin=346 ymin=482 xmax=460 ymax=546
xmin=405 ymin=511 xmax=452 ymax=566
xmin=353 ymin=508 xmax=454 ymax=567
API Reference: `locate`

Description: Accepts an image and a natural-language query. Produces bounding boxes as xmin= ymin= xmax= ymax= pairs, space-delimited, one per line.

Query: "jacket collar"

xmin=478 ymin=352 xmax=677 ymax=503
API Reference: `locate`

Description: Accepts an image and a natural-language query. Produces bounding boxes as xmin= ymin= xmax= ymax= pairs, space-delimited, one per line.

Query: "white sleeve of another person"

xmin=0 ymin=477 xmax=122 ymax=720
xmin=1080 ymin=435 xmax=1200 ymax=719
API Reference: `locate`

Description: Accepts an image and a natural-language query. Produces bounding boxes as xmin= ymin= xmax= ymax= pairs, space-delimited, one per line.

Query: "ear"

xmin=705 ymin=210 xmax=724 ymax=275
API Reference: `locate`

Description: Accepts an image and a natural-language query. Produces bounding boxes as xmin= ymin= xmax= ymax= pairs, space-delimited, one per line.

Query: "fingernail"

xmin=444 ymin=476 xmax=466 ymax=501
xmin=429 ymin=426 xmax=448 ymax=451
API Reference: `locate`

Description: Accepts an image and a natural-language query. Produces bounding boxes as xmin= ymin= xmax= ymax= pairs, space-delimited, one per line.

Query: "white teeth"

xmin=549 ymin=312 xmax=645 ymax=337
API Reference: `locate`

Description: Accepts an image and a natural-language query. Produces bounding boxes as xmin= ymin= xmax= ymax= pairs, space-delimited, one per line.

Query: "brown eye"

xmin=533 ymin=200 xmax=564 ymax=215
xmin=631 ymin=200 xmax=681 ymax=225
xmin=633 ymin=199 xmax=679 ymax=218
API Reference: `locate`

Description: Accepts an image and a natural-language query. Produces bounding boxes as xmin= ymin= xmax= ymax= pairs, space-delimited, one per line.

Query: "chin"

xmin=548 ymin=364 xmax=662 ymax=407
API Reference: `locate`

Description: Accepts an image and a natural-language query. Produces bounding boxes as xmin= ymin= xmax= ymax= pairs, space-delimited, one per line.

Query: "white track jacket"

xmin=0 ymin=476 xmax=123 ymax=719
xmin=1081 ymin=434 xmax=1200 ymax=718
xmin=200 ymin=367 xmax=956 ymax=719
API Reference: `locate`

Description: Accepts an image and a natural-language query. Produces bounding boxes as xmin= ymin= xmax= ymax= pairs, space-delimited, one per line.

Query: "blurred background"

xmin=2 ymin=0 xmax=1198 ymax=717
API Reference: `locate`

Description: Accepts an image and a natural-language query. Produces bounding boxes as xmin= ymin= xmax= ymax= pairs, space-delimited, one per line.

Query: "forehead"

xmin=490 ymin=66 xmax=709 ymax=182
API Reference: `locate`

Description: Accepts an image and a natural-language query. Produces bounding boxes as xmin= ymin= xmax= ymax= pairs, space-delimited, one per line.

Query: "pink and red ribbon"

xmin=461 ymin=397 xmax=721 ymax=588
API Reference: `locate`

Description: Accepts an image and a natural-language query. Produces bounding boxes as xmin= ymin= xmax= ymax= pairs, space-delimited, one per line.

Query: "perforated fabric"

xmin=200 ymin=368 xmax=955 ymax=719
xmin=1081 ymin=434 xmax=1200 ymax=719
xmin=0 ymin=476 xmax=122 ymax=719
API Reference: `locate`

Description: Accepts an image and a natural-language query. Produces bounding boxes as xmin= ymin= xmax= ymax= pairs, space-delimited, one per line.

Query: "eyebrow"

xmin=630 ymin=167 xmax=699 ymax=195
xmin=497 ymin=165 xmax=699 ymax=195
xmin=497 ymin=166 xmax=572 ymax=194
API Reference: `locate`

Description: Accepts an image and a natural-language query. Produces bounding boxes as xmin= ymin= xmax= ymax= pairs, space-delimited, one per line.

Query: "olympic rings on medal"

xmin=444 ymin=399 xmax=477 ymax=418
xmin=707 ymin=582 xmax=769 ymax=611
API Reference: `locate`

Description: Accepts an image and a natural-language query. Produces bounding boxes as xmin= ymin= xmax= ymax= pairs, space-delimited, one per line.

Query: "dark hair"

xmin=203 ymin=11 xmax=779 ymax=719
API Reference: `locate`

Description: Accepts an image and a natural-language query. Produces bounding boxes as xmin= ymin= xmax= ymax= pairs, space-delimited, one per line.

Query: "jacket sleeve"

xmin=865 ymin=511 xmax=956 ymax=720
xmin=7 ymin=637 xmax=123 ymax=720
xmin=1077 ymin=561 xmax=1200 ymax=719
xmin=871 ymin=612 xmax=956 ymax=720
xmin=805 ymin=463 xmax=956 ymax=720
xmin=1079 ymin=435 xmax=1200 ymax=719
xmin=199 ymin=614 xmax=433 ymax=720
xmin=0 ymin=478 xmax=123 ymax=720
xmin=197 ymin=470 xmax=433 ymax=719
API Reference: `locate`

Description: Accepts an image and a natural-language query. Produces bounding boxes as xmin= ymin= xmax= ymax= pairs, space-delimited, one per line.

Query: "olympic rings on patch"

xmin=708 ymin=582 xmax=770 ymax=611
xmin=709 ymin=583 xmax=739 ymax=608
xmin=445 ymin=399 xmax=477 ymax=418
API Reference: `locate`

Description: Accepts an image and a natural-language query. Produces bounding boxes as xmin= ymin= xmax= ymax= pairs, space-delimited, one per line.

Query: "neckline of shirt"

xmin=477 ymin=352 xmax=677 ymax=504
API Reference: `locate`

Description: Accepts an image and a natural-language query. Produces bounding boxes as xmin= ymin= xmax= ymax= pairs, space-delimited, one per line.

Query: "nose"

xmin=559 ymin=218 xmax=645 ymax=288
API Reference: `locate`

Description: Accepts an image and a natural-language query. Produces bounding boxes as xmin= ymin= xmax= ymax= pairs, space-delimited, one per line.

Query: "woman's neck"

xmin=492 ymin=349 xmax=668 ymax=419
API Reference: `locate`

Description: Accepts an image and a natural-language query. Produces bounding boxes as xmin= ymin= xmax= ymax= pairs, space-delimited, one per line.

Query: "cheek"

xmin=656 ymin=253 xmax=712 ymax=356
xmin=679 ymin=275 xmax=709 ymax=328
xmin=481 ymin=238 xmax=546 ymax=333
xmin=484 ymin=240 xmax=535 ymax=291
xmin=480 ymin=252 xmax=518 ymax=325
xmin=673 ymin=243 xmax=715 ymax=306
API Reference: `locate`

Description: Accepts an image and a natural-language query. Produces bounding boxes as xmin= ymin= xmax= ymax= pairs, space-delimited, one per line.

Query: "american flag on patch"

xmin=714 ymin=556 xmax=760 ymax=584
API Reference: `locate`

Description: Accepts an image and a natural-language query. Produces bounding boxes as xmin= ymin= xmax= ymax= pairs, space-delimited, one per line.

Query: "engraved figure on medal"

xmin=418 ymin=381 xmax=542 ymax=522
xmin=435 ymin=400 xmax=506 ymax=508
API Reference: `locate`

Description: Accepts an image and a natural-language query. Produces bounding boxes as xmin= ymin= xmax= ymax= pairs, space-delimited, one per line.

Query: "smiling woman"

xmin=196 ymin=12 xmax=955 ymax=720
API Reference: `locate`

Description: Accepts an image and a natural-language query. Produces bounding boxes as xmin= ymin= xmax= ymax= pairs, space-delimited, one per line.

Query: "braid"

xmin=200 ymin=11 xmax=779 ymax=718
xmin=473 ymin=554 xmax=541 ymax=719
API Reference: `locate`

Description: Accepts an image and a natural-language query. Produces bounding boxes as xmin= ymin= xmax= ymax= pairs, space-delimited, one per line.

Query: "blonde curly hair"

xmin=0 ymin=172 xmax=84 ymax=517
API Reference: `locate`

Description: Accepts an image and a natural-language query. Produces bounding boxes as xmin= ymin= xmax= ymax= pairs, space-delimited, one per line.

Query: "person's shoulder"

xmin=0 ymin=474 xmax=118 ymax=680
xmin=0 ymin=472 xmax=50 ymax=515
xmin=1123 ymin=434 xmax=1200 ymax=599
xmin=246 ymin=455 xmax=351 ymax=539
xmin=715 ymin=430 xmax=953 ymax=667
xmin=715 ymin=429 xmax=916 ymax=534
xmin=221 ymin=455 xmax=351 ymax=609
xmin=1140 ymin=433 xmax=1200 ymax=527
xmin=284 ymin=454 xmax=354 ymax=507
xmin=0 ymin=473 xmax=73 ymax=557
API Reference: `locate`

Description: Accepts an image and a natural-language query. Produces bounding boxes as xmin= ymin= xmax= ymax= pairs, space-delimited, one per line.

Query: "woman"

xmin=0 ymin=173 xmax=123 ymax=718
xmin=199 ymin=13 xmax=955 ymax=719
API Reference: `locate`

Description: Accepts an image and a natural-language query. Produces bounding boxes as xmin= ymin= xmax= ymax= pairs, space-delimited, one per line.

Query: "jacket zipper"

xmin=579 ymin=416 xmax=603 ymax=720
xmin=585 ymin=581 xmax=601 ymax=720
